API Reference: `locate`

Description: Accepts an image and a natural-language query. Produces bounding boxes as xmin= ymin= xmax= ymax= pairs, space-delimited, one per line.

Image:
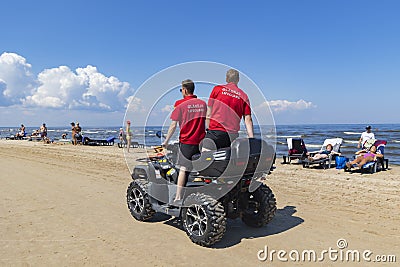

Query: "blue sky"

xmin=0 ymin=0 xmax=399 ymax=127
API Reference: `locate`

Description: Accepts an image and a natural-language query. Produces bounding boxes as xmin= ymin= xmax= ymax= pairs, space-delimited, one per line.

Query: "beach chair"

xmin=130 ymin=141 xmax=145 ymax=148
xmin=283 ymin=138 xmax=307 ymax=164
xmin=302 ymin=138 xmax=343 ymax=169
xmin=29 ymin=135 xmax=43 ymax=142
xmin=83 ymin=136 xmax=115 ymax=146
xmin=118 ymin=135 xmax=127 ymax=148
xmin=361 ymin=140 xmax=389 ymax=173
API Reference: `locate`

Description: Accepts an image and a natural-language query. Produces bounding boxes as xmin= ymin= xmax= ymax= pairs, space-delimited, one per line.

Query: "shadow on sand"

xmin=153 ymin=205 xmax=303 ymax=249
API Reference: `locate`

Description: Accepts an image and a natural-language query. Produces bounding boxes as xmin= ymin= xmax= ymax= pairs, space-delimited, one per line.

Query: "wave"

xmin=306 ymin=144 xmax=321 ymax=148
xmin=84 ymin=131 xmax=99 ymax=134
xmin=383 ymin=129 xmax=400 ymax=133
xmin=344 ymin=131 xmax=361 ymax=135
xmin=276 ymin=135 xmax=302 ymax=139
xmin=393 ymin=140 xmax=400 ymax=143
xmin=263 ymin=135 xmax=276 ymax=139
xmin=343 ymin=140 xmax=358 ymax=144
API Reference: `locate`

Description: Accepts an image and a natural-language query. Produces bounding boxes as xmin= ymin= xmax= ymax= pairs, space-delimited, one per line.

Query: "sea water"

xmin=1 ymin=124 xmax=399 ymax=165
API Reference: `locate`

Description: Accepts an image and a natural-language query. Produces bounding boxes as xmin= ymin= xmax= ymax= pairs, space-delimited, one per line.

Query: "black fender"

xmin=131 ymin=164 xmax=156 ymax=180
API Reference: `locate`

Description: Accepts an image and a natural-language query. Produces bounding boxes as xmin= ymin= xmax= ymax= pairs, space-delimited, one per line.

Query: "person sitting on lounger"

xmin=307 ymin=144 xmax=340 ymax=161
xmin=31 ymin=129 xmax=40 ymax=137
xmin=16 ymin=124 xmax=26 ymax=139
xmin=345 ymin=145 xmax=383 ymax=169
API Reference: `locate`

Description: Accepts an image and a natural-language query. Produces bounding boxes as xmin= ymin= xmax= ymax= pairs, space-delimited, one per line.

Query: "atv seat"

xmin=192 ymin=138 xmax=274 ymax=178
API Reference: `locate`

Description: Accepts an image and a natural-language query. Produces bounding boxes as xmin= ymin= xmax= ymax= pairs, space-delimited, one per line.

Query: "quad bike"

xmin=126 ymin=134 xmax=277 ymax=247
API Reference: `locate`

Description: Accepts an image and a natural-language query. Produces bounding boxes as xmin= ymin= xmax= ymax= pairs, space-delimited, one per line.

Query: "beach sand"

xmin=1 ymin=140 xmax=399 ymax=266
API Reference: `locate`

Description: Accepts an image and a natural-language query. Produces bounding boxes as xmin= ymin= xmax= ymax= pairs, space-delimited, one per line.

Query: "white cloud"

xmin=0 ymin=52 xmax=134 ymax=111
xmin=126 ymin=96 xmax=144 ymax=113
xmin=258 ymin=99 xmax=316 ymax=113
xmin=0 ymin=52 xmax=37 ymax=106
xmin=161 ymin=104 xmax=174 ymax=113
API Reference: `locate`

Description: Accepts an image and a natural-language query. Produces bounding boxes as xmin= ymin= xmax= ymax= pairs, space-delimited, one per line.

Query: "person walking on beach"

xmin=71 ymin=122 xmax=77 ymax=145
xmin=202 ymin=69 xmax=254 ymax=151
xmin=126 ymin=120 xmax=132 ymax=152
xmin=358 ymin=125 xmax=375 ymax=149
xmin=163 ymin=79 xmax=207 ymax=204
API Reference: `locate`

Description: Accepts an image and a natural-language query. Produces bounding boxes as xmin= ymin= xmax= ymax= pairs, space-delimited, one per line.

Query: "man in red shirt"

xmin=202 ymin=69 xmax=254 ymax=150
xmin=163 ymin=79 xmax=206 ymax=203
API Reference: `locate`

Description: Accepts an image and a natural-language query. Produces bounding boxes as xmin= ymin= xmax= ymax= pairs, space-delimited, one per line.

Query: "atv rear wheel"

xmin=241 ymin=184 xmax=276 ymax=227
xmin=182 ymin=193 xmax=226 ymax=247
xmin=126 ymin=179 xmax=155 ymax=221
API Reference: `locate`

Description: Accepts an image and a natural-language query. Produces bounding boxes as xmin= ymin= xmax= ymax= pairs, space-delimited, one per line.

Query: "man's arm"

xmin=357 ymin=136 xmax=363 ymax=148
xmin=162 ymin=120 xmax=178 ymax=147
xmin=244 ymin=114 xmax=254 ymax=138
xmin=205 ymin=106 xmax=212 ymax=129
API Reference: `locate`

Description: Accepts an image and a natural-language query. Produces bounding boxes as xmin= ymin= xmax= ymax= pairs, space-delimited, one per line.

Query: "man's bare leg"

xmin=174 ymin=166 xmax=187 ymax=201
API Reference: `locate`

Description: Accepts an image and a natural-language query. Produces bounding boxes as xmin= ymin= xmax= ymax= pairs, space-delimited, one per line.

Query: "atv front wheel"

xmin=126 ymin=179 xmax=155 ymax=221
xmin=241 ymin=184 xmax=276 ymax=227
xmin=182 ymin=193 xmax=226 ymax=247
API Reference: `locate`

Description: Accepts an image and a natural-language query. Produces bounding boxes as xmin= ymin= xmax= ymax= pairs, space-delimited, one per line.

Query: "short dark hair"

xmin=182 ymin=79 xmax=195 ymax=94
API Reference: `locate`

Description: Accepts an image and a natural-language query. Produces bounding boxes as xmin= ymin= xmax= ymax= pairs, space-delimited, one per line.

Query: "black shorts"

xmin=201 ymin=130 xmax=239 ymax=150
xmin=177 ymin=143 xmax=201 ymax=170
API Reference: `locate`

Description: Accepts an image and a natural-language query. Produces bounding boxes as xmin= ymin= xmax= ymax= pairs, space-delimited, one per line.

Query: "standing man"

xmin=75 ymin=122 xmax=82 ymax=144
xmin=40 ymin=123 xmax=48 ymax=139
xmin=202 ymin=69 xmax=254 ymax=150
xmin=163 ymin=79 xmax=207 ymax=203
xmin=358 ymin=125 xmax=375 ymax=149
xmin=126 ymin=120 xmax=132 ymax=152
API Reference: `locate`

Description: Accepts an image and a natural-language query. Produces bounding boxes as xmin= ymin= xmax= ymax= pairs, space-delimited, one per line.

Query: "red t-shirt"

xmin=170 ymin=95 xmax=207 ymax=145
xmin=208 ymin=83 xmax=251 ymax=134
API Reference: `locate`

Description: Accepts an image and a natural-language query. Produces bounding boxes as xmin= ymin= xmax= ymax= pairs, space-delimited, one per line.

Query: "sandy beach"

xmin=1 ymin=140 xmax=399 ymax=266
